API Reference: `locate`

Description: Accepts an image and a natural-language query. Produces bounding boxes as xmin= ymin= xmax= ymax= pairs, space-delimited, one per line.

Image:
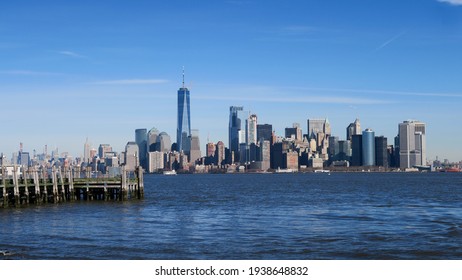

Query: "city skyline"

xmin=1 ymin=1 xmax=462 ymax=161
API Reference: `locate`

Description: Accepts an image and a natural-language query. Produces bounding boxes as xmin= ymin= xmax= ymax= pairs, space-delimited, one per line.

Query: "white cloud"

xmin=92 ymin=79 xmax=169 ymax=85
xmin=58 ymin=50 xmax=86 ymax=58
xmin=193 ymin=85 xmax=391 ymax=105
xmin=438 ymin=0 xmax=462 ymax=5
xmin=0 ymin=70 xmax=62 ymax=76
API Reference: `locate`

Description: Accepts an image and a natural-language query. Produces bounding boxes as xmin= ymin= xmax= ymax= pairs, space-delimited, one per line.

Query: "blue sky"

xmin=1 ymin=0 xmax=462 ymax=161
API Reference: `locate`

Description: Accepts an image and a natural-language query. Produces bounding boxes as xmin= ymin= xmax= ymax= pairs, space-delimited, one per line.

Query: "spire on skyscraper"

xmin=182 ymin=66 xmax=185 ymax=88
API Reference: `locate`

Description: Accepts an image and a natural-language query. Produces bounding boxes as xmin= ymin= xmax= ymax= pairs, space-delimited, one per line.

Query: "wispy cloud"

xmin=280 ymin=25 xmax=317 ymax=35
xmin=0 ymin=70 xmax=63 ymax=76
xmin=438 ymin=0 xmax=462 ymax=6
xmin=286 ymin=86 xmax=462 ymax=98
xmin=91 ymin=79 xmax=169 ymax=85
xmin=375 ymin=30 xmax=407 ymax=52
xmin=195 ymin=94 xmax=389 ymax=105
xmin=194 ymin=85 xmax=391 ymax=105
xmin=58 ymin=50 xmax=86 ymax=58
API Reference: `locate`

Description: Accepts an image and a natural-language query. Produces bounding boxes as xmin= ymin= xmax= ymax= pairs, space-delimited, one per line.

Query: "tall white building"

xmin=246 ymin=114 xmax=258 ymax=145
xmin=148 ymin=151 xmax=164 ymax=173
xmin=124 ymin=141 xmax=139 ymax=171
xmin=83 ymin=138 xmax=91 ymax=163
xmin=399 ymin=120 xmax=426 ymax=169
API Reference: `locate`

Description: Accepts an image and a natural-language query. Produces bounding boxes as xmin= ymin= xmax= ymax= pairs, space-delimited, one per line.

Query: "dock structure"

xmin=0 ymin=165 xmax=144 ymax=208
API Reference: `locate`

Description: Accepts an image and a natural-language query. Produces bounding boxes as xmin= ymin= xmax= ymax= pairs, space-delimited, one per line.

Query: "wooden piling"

xmin=1 ymin=165 xmax=144 ymax=208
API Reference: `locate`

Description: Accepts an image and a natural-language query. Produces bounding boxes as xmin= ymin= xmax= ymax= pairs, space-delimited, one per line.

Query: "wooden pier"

xmin=0 ymin=166 xmax=144 ymax=208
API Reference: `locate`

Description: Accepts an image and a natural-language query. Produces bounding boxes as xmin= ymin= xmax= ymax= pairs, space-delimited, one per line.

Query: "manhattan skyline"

xmin=1 ymin=1 xmax=462 ymax=161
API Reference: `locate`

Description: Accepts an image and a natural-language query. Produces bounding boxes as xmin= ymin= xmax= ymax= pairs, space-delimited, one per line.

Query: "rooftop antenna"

xmin=182 ymin=66 xmax=185 ymax=88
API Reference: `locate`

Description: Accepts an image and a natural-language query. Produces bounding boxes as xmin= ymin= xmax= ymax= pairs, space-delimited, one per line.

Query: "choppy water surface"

xmin=1 ymin=173 xmax=462 ymax=259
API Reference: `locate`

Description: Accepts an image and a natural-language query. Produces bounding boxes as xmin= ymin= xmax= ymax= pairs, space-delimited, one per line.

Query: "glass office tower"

xmin=176 ymin=80 xmax=191 ymax=153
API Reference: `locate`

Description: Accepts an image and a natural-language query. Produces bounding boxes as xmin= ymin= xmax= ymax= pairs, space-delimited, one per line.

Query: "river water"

xmin=1 ymin=172 xmax=462 ymax=259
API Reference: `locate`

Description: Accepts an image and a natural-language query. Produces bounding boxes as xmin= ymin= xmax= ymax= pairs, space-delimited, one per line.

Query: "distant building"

xmin=177 ymin=70 xmax=191 ymax=154
xmin=260 ymin=140 xmax=271 ymax=171
xmin=338 ymin=140 xmax=352 ymax=161
xmin=399 ymin=120 xmax=426 ymax=169
xmin=328 ymin=136 xmax=339 ymax=161
xmin=148 ymin=127 xmax=159 ymax=152
xmin=351 ymin=134 xmax=363 ymax=166
xmin=307 ymin=118 xmax=331 ymax=154
xmin=148 ymin=151 xmax=164 ymax=173
xmin=375 ymin=136 xmax=388 ymax=167
xmin=124 ymin=141 xmax=139 ymax=171
xmin=135 ymin=128 xmax=148 ymax=170
xmin=90 ymin=148 xmax=98 ymax=161
xmin=216 ymin=141 xmax=225 ymax=167
xmin=362 ymin=128 xmax=375 ymax=166
xmin=157 ymin=132 xmax=171 ymax=153
xmin=206 ymin=142 xmax=216 ymax=158
xmin=285 ymin=123 xmax=302 ymax=141
xmin=284 ymin=151 xmax=299 ymax=170
xmin=189 ymin=129 xmax=202 ymax=164
xmin=19 ymin=152 xmax=30 ymax=167
xmin=98 ymin=144 xmax=112 ymax=159
xmin=246 ymin=114 xmax=258 ymax=145
xmin=229 ymin=106 xmax=244 ymax=162
xmin=83 ymin=138 xmax=91 ymax=163
xmin=257 ymin=124 xmax=273 ymax=143
xmin=347 ymin=118 xmax=361 ymax=141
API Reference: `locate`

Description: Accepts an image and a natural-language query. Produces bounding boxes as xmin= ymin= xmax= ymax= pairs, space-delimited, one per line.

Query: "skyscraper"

xmin=135 ymin=128 xmax=148 ymax=170
xmin=189 ymin=129 xmax=202 ymax=164
xmin=285 ymin=123 xmax=302 ymax=141
xmin=375 ymin=136 xmax=388 ymax=167
xmin=229 ymin=106 xmax=243 ymax=162
xmin=347 ymin=118 xmax=361 ymax=141
xmin=351 ymin=134 xmax=363 ymax=166
xmin=216 ymin=141 xmax=225 ymax=167
xmin=362 ymin=128 xmax=375 ymax=166
xmin=124 ymin=141 xmax=139 ymax=171
xmin=257 ymin=124 xmax=272 ymax=143
xmin=177 ymin=68 xmax=191 ymax=153
xmin=83 ymin=138 xmax=91 ymax=163
xmin=148 ymin=127 xmax=159 ymax=152
xmin=157 ymin=132 xmax=172 ymax=153
xmin=246 ymin=114 xmax=258 ymax=145
xmin=98 ymin=144 xmax=112 ymax=159
xmin=307 ymin=118 xmax=330 ymax=153
xmin=399 ymin=120 xmax=426 ymax=169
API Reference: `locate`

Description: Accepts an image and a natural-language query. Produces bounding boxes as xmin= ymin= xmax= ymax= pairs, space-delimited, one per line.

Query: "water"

xmin=1 ymin=172 xmax=462 ymax=260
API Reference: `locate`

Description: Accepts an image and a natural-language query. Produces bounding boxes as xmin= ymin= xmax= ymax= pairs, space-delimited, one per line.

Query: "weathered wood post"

xmin=68 ymin=167 xmax=75 ymax=201
xmin=13 ymin=165 xmax=20 ymax=207
xmin=136 ymin=166 xmax=144 ymax=199
xmin=41 ymin=168 xmax=48 ymax=203
xmin=121 ymin=166 xmax=128 ymax=201
xmin=33 ymin=168 xmax=41 ymax=205
xmin=52 ymin=167 xmax=59 ymax=203
xmin=58 ymin=168 xmax=66 ymax=202
xmin=2 ymin=166 xmax=8 ymax=208
xmin=23 ymin=168 xmax=29 ymax=205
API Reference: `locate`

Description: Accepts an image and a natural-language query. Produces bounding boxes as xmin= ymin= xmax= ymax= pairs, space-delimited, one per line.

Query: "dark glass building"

xmin=177 ymin=82 xmax=191 ymax=153
xmin=375 ymin=136 xmax=388 ymax=167
xmin=257 ymin=124 xmax=273 ymax=143
xmin=135 ymin=128 xmax=148 ymax=169
xmin=229 ymin=106 xmax=243 ymax=162
xmin=362 ymin=128 xmax=375 ymax=166
xmin=351 ymin=134 xmax=363 ymax=166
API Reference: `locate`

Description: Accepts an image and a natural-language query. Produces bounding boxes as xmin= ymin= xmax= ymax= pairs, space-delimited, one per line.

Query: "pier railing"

xmin=0 ymin=165 xmax=144 ymax=208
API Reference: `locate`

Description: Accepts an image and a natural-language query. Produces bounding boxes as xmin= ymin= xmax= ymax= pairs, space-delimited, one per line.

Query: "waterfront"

xmin=1 ymin=173 xmax=462 ymax=260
